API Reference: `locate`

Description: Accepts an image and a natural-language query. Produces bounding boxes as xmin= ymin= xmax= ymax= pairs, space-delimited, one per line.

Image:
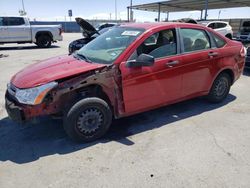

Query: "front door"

xmin=6 ymin=17 xmax=31 ymax=42
xmin=0 ymin=17 xmax=9 ymax=42
xmin=120 ymin=28 xmax=183 ymax=114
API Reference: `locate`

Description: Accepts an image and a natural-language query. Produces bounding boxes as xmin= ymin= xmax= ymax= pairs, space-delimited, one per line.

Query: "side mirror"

xmin=126 ymin=54 xmax=155 ymax=68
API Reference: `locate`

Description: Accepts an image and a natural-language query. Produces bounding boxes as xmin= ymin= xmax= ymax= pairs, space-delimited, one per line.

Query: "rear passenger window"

xmin=180 ymin=28 xmax=210 ymax=53
xmin=215 ymin=22 xmax=227 ymax=29
xmin=208 ymin=23 xmax=215 ymax=29
xmin=0 ymin=17 xmax=7 ymax=26
xmin=0 ymin=17 xmax=3 ymax=26
xmin=7 ymin=17 xmax=25 ymax=26
xmin=210 ymin=32 xmax=226 ymax=48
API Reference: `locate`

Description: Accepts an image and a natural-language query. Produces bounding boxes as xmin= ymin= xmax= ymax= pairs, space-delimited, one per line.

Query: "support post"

xmin=166 ymin=12 xmax=169 ymax=21
xmin=204 ymin=0 xmax=208 ymax=20
xmin=127 ymin=7 xmax=130 ymax=22
xmin=200 ymin=10 xmax=203 ymax=20
xmin=130 ymin=0 xmax=133 ymax=22
xmin=158 ymin=3 xmax=161 ymax=22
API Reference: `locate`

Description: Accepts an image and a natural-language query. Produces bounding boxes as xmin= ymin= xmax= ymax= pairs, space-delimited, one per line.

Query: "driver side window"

xmin=129 ymin=29 xmax=177 ymax=60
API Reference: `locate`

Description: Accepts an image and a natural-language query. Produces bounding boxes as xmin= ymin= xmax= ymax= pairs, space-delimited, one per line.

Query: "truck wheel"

xmin=63 ymin=97 xmax=112 ymax=142
xmin=207 ymin=73 xmax=231 ymax=103
xmin=36 ymin=35 xmax=52 ymax=48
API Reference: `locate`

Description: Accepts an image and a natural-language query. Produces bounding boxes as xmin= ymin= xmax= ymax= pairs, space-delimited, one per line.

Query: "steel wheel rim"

xmin=76 ymin=107 xmax=104 ymax=135
xmin=214 ymin=77 xmax=228 ymax=97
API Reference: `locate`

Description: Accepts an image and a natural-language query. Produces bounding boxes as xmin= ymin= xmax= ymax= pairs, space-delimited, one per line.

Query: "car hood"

xmin=11 ymin=55 xmax=106 ymax=89
xmin=75 ymin=17 xmax=99 ymax=38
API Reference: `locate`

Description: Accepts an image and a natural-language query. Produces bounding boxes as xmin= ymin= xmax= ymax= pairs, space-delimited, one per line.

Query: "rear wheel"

xmin=207 ymin=73 xmax=231 ymax=103
xmin=36 ymin=35 xmax=52 ymax=48
xmin=63 ymin=97 xmax=112 ymax=142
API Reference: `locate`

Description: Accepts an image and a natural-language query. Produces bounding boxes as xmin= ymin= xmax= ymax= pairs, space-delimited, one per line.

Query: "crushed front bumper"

xmin=5 ymin=90 xmax=61 ymax=123
xmin=5 ymin=96 xmax=25 ymax=123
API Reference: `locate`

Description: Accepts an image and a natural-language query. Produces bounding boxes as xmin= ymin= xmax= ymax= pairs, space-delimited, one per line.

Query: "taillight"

xmin=59 ymin=28 xmax=62 ymax=35
xmin=240 ymin=46 xmax=247 ymax=57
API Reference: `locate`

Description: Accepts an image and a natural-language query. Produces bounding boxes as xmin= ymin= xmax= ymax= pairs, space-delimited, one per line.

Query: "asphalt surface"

xmin=0 ymin=33 xmax=250 ymax=188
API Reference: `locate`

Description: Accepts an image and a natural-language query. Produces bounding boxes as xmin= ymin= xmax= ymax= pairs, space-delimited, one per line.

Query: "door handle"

xmin=166 ymin=60 xmax=179 ymax=67
xmin=208 ymin=52 xmax=219 ymax=57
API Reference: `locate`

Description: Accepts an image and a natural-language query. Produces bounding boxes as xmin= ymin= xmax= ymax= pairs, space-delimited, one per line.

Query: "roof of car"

xmin=120 ymin=22 xmax=202 ymax=30
xmin=198 ymin=21 xmax=228 ymax=25
xmin=0 ymin=15 xmax=27 ymax=18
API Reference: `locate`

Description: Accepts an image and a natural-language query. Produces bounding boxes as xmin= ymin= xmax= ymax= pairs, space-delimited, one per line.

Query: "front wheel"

xmin=207 ymin=73 xmax=231 ymax=103
xmin=63 ymin=97 xmax=112 ymax=142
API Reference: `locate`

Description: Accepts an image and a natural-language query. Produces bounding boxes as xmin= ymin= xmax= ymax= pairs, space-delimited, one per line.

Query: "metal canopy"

xmin=130 ymin=0 xmax=250 ymax=13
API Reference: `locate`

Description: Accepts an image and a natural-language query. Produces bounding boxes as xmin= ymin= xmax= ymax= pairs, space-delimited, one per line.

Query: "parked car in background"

xmin=198 ymin=21 xmax=233 ymax=39
xmin=68 ymin=18 xmax=117 ymax=54
xmin=0 ymin=16 xmax=62 ymax=48
xmin=6 ymin=22 xmax=245 ymax=142
xmin=175 ymin=18 xmax=198 ymax=24
xmin=236 ymin=20 xmax=250 ymax=43
xmin=95 ymin=22 xmax=118 ymax=31
xmin=245 ymin=47 xmax=250 ymax=68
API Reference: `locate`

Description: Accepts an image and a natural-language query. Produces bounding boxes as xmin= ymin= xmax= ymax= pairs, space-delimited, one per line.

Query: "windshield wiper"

xmin=74 ymin=53 xmax=93 ymax=63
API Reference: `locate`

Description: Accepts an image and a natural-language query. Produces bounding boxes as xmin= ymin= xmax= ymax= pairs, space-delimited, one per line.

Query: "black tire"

xmin=36 ymin=35 xmax=52 ymax=48
xmin=207 ymin=73 xmax=231 ymax=103
xmin=63 ymin=97 xmax=112 ymax=142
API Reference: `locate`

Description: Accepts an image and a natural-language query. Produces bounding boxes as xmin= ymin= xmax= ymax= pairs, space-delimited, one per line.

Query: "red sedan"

xmin=5 ymin=22 xmax=246 ymax=142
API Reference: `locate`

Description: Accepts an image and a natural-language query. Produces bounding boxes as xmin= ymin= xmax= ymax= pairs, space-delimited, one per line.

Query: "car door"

xmin=119 ymin=28 xmax=183 ymax=114
xmin=179 ymin=27 xmax=220 ymax=97
xmin=6 ymin=17 xmax=31 ymax=42
xmin=0 ymin=17 xmax=9 ymax=42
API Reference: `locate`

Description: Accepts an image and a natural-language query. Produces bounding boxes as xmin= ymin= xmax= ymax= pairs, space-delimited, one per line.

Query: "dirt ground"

xmin=0 ymin=33 xmax=250 ymax=188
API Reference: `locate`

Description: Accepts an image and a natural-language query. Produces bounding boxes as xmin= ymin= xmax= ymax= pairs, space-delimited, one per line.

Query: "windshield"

xmin=77 ymin=27 xmax=145 ymax=64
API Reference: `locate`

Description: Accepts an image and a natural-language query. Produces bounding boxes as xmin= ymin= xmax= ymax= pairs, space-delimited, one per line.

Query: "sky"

xmin=0 ymin=0 xmax=250 ymax=22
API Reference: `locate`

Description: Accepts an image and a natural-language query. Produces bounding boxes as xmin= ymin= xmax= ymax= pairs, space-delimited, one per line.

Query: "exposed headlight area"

xmin=7 ymin=82 xmax=58 ymax=105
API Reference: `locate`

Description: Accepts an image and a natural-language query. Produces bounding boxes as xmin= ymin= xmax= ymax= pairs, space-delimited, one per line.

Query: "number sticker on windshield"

xmin=121 ymin=31 xmax=140 ymax=36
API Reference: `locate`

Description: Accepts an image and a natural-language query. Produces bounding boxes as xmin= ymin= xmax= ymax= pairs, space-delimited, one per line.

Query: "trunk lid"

xmin=75 ymin=17 xmax=99 ymax=38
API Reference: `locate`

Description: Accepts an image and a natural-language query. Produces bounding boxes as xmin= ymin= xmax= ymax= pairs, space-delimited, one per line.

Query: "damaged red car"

xmin=5 ymin=22 xmax=245 ymax=142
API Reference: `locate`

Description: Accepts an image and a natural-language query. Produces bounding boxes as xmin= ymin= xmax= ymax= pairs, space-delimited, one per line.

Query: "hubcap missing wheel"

xmin=215 ymin=78 xmax=228 ymax=97
xmin=76 ymin=108 xmax=104 ymax=135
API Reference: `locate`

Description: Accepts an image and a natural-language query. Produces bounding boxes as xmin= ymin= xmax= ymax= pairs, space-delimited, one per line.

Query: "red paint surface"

xmin=10 ymin=22 xmax=245 ymax=118
xmin=11 ymin=55 xmax=105 ymax=88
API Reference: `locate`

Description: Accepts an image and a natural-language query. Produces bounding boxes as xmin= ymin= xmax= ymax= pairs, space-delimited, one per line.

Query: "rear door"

xmin=0 ymin=17 xmax=9 ymax=42
xmin=120 ymin=28 xmax=183 ymax=114
xmin=179 ymin=27 xmax=220 ymax=97
xmin=214 ymin=22 xmax=227 ymax=36
xmin=6 ymin=17 xmax=31 ymax=42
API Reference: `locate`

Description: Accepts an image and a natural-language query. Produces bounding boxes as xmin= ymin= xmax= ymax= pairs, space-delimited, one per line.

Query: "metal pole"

xmin=218 ymin=10 xmax=221 ymax=20
xmin=204 ymin=0 xmax=208 ymax=20
xmin=115 ymin=0 xmax=117 ymax=20
xmin=200 ymin=10 xmax=203 ymax=20
xmin=166 ymin=12 xmax=169 ymax=21
xmin=127 ymin=7 xmax=129 ymax=22
xmin=130 ymin=0 xmax=133 ymax=22
xmin=21 ymin=0 xmax=25 ymax=12
xmin=158 ymin=3 xmax=161 ymax=22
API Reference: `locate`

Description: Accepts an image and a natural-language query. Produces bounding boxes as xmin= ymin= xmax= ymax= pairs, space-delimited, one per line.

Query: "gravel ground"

xmin=0 ymin=33 xmax=250 ymax=188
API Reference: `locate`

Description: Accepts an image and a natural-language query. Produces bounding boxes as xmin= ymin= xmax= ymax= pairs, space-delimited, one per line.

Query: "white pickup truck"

xmin=0 ymin=16 xmax=63 ymax=48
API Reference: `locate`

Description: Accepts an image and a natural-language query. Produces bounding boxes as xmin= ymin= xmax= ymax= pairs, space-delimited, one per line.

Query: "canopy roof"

xmin=130 ymin=0 xmax=250 ymax=13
